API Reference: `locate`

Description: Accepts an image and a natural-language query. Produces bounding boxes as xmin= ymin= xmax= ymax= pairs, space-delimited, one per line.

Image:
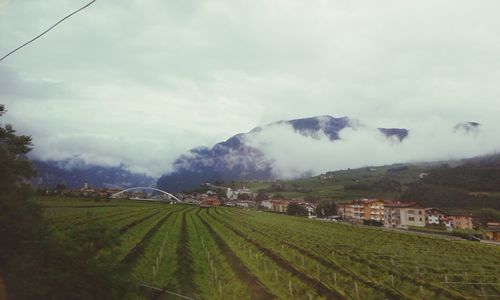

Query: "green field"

xmin=39 ymin=196 xmax=500 ymax=300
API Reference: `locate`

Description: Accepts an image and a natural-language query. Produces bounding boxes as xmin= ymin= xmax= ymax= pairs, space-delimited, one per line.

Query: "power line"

xmin=0 ymin=0 xmax=97 ymax=63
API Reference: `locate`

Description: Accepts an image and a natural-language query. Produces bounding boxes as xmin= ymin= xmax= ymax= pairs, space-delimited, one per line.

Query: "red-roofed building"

xmin=271 ymin=200 xmax=290 ymax=213
xmin=200 ymin=197 xmax=221 ymax=208
xmin=336 ymin=198 xmax=385 ymax=224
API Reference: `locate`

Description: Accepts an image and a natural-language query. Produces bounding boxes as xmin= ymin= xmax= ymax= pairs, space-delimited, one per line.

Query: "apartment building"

xmin=384 ymin=201 xmax=426 ymax=228
xmin=337 ymin=199 xmax=385 ymax=224
xmin=364 ymin=199 xmax=385 ymax=223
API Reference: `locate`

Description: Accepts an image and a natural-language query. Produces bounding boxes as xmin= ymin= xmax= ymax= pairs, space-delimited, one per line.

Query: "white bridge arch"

xmin=110 ymin=187 xmax=183 ymax=203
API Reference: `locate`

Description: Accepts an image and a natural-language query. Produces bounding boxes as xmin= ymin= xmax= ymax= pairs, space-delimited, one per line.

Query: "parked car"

xmin=465 ymin=235 xmax=481 ymax=242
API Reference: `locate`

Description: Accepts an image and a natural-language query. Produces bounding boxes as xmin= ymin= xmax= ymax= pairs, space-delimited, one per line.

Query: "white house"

xmin=260 ymin=200 xmax=273 ymax=210
xmin=425 ymin=208 xmax=448 ymax=225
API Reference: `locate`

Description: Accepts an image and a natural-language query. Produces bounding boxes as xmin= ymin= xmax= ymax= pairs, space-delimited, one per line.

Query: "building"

xmin=425 ymin=208 xmax=448 ymax=226
xmin=446 ymin=214 xmax=474 ymax=230
xmin=336 ymin=199 xmax=385 ymax=224
xmin=260 ymin=199 xmax=273 ymax=210
xmin=233 ymin=187 xmax=254 ymax=200
xmin=363 ymin=199 xmax=385 ymax=224
xmin=271 ymin=200 xmax=290 ymax=213
xmin=234 ymin=200 xmax=256 ymax=208
xmin=200 ymin=197 xmax=221 ymax=208
xmin=485 ymin=222 xmax=500 ymax=241
xmin=319 ymin=172 xmax=335 ymax=180
xmin=201 ymin=183 xmax=233 ymax=199
xmin=384 ymin=201 xmax=426 ymax=228
xmin=336 ymin=202 xmax=352 ymax=219
xmin=418 ymin=172 xmax=430 ymax=179
xmin=182 ymin=196 xmax=200 ymax=204
xmin=260 ymin=199 xmax=290 ymax=213
xmin=351 ymin=200 xmax=365 ymax=223
xmin=301 ymin=202 xmax=316 ymax=216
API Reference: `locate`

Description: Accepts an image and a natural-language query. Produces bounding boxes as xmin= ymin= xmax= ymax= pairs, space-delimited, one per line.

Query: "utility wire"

xmin=0 ymin=0 xmax=97 ymax=63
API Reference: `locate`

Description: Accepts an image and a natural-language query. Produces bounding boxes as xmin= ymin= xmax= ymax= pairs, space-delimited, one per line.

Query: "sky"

xmin=1 ymin=0 xmax=500 ymax=177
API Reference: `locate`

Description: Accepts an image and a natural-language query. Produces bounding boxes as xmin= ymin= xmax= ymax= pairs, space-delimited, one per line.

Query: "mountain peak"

xmin=157 ymin=115 xmax=409 ymax=191
xmin=454 ymin=122 xmax=481 ymax=134
xmin=257 ymin=115 xmax=351 ymax=141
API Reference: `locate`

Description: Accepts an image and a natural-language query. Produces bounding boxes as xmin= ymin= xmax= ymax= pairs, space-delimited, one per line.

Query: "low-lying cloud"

xmin=244 ymin=119 xmax=500 ymax=178
xmin=2 ymin=1 xmax=500 ymax=177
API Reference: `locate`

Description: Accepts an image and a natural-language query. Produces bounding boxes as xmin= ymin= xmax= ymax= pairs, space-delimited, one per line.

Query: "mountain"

xmin=157 ymin=115 xmax=409 ymax=192
xmin=462 ymin=153 xmax=500 ymax=168
xmin=31 ymin=159 xmax=156 ymax=189
xmin=454 ymin=121 xmax=481 ymax=134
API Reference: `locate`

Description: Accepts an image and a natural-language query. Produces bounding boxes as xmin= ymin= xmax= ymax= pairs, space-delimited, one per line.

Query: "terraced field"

xmin=40 ymin=197 xmax=500 ymax=299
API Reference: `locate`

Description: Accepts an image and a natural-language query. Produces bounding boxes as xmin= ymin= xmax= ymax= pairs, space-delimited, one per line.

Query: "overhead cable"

xmin=0 ymin=0 xmax=97 ymax=63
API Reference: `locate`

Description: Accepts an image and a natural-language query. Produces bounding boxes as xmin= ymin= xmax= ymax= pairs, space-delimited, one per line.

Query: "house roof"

xmin=384 ymin=201 xmax=425 ymax=208
xmin=448 ymin=213 xmax=474 ymax=218
xmin=425 ymin=207 xmax=448 ymax=215
xmin=363 ymin=198 xmax=384 ymax=204
xmin=271 ymin=200 xmax=290 ymax=204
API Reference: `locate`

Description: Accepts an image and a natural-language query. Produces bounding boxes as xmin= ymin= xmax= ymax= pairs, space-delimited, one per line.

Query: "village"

xmin=175 ymin=185 xmax=500 ymax=243
xmin=335 ymin=199 xmax=499 ymax=240
xmin=39 ymin=182 xmax=500 ymax=243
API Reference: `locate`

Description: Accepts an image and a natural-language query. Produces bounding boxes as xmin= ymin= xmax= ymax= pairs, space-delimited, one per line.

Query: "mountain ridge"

xmin=31 ymin=159 xmax=155 ymax=189
xmin=157 ymin=115 xmax=409 ymax=192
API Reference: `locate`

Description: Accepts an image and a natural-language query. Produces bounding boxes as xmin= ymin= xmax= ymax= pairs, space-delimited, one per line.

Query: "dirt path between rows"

xmin=120 ymin=211 xmax=162 ymax=234
xmin=174 ymin=211 xmax=197 ymax=296
xmin=207 ymin=211 xmax=344 ymax=299
xmin=217 ymin=209 xmax=467 ymax=300
xmin=120 ymin=210 xmax=177 ymax=268
xmin=197 ymin=211 xmax=276 ymax=299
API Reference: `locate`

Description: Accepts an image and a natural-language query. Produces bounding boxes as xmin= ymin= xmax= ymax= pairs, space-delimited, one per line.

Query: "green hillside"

xmin=233 ymin=162 xmax=438 ymax=200
xmin=229 ymin=156 xmax=500 ymax=212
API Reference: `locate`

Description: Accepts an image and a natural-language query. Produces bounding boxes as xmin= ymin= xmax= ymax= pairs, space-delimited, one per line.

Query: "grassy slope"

xmin=238 ymin=162 xmax=435 ymax=201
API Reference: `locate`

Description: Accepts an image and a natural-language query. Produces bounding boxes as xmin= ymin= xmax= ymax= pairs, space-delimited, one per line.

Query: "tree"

xmin=0 ymin=105 xmax=136 ymax=299
xmin=0 ymin=104 xmax=41 ymax=287
xmin=255 ymin=192 xmax=268 ymax=201
xmin=237 ymin=193 xmax=250 ymax=200
xmin=303 ymin=195 xmax=320 ymax=203
xmin=272 ymin=193 xmax=285 ymax=199
xmin=1 ymin=105 xmax=45 ymax=299
xmin=286 ymin=202 xmax=308 ymax=216
xmin=316 ymin=200 xmax=337 ymax=217
xmin=56 ymin=182 xmax=66 ymax=193
xmin=0 ymin=104 xmax=36 ymax=191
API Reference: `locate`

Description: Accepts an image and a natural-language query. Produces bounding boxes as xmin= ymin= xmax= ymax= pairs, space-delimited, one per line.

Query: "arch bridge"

xmin=110 ymin=187 xmax=182 ymax=203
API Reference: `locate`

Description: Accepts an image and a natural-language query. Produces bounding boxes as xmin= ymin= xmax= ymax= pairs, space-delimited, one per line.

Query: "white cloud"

xmin=244 ymin=120 xmax=500 ymax=178
xmin=1 ymin=0 xmax=500 ymax=176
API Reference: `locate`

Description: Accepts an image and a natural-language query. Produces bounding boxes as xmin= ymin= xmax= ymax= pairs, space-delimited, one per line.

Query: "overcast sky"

xmin=1 ymin=0 xmax=500 ymax=176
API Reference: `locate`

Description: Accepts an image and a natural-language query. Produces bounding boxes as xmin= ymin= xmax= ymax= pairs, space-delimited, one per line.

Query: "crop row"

xmin=218 ymin=208 xmax=499 ymax=298
xmin=41 ymin=200 xmax=499 ymax=299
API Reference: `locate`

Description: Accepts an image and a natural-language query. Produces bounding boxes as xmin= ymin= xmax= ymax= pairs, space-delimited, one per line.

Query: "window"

xmin=409 ymin=217 xmax=415 ymax=221
xmin=418 ymin=211 xmax=422 ymax=215
xmin=419 ymin=218 xmax=423 ymax=221
xmin=408 ymin=210 xmax=415 ymax=214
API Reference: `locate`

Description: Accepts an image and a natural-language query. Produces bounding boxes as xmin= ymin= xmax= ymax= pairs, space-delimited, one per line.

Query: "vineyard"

xmin=40 ymin=197 xmax=500 ymax=300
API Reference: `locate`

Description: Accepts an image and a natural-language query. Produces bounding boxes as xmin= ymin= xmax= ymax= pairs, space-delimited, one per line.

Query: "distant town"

xmin=39 ymin=181 xmax=500 ymax=243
